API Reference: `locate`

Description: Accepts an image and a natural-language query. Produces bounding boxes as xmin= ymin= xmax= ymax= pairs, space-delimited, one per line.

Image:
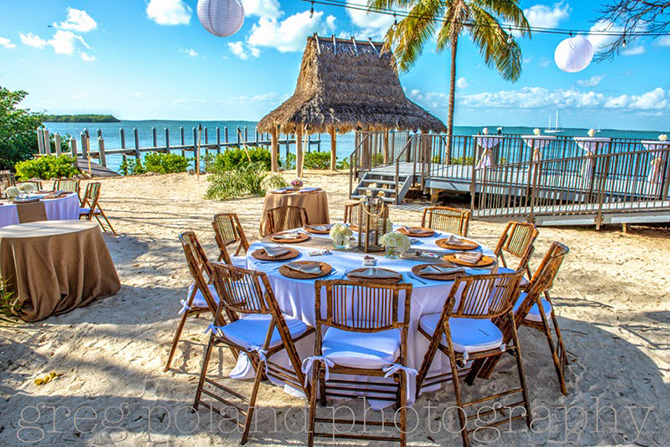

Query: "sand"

xmin=1 ymin=171 xmax=669 ymax=446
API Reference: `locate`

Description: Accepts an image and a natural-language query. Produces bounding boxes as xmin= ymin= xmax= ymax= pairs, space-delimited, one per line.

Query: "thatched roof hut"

xmin=258 ymin=34 xmax=446 ymax=173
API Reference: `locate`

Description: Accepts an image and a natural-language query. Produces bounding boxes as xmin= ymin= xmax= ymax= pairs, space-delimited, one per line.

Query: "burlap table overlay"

xmin=0 ymin=220 xmax=121 ymax=322
xmin=259 ymin=190 xmax=330 ymax=236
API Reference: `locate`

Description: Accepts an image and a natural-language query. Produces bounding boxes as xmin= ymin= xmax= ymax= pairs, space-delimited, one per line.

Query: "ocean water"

xmin=43 ymin=120 xmax=668 ymax=173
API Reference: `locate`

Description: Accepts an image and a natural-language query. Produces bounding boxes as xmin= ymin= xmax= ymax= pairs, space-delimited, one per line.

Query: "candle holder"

xmin=357 ymin=197 xmax=389 ymax=253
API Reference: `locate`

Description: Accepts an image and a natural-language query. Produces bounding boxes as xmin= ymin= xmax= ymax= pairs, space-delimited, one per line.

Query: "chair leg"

xmin=307 ymin=363 xmax=320 ymax=447
xmin=443 ymin=324 xmax=469 ymax=447
xmin=97 ymin=208 xmax=117 ymax=236
xmin=165 ymin=288 xmax=197 ymax=372
xmin=399 ymin=371 xmax=407 ymax=447
xmin=240 ymin=362 xmax=265 ymax=445
xmin=541 ymin=308 xmax=568 ymax=395
xmin=508 ymin=313 xmax=533 ymax=428
xmin=193 ymin=333 xmax=216 ymax=409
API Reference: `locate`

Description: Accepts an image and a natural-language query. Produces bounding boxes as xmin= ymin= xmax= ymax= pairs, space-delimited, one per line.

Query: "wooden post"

xmin=224 ymin=127 xmax=228 ymax=143
xmin=44 ymin=129 xmax=51 ymax=154
xmin=152 ymin=127 xmax=157 ymax=148
xmin=196 ymin=124 xmax=202 ymax=180
xmin=296 ymin=126 xmax=304 ymax=178
xmin=120 ymin=129 xmax=126 ymax=149
xmin=270 ymin=128 xmax=279 ymax=172
xmin=98 ymin=136 xmax=107 ymax=167
xmin=180 ymin=127 xmax=185 ymax=157
xmin=204 ymin=127 xmax=209 ymax=159
xmin=383 ymin=131 xmax=389 ymax=164
xmin=80 ymin=132 xmax=88 ymax=163
xmin=244 ymin=127 xmax=248 ymax=143
xmin=216 ymin=127 xmax=221 ymax=154
xmin=236 ymin=127 xmax=241 ymax=145
xmin=54 ymin=133 xmax=61 ymax=157
xmin=70 ymin=137 xmax=78 ymax=168
xmin=329 ymin=127 xmax=337 ymax=171
xmin=36 ymin=129 xmax=44 ymax=154
xmin=165 ymin=128 xmax=170 ymax=152
xmin=133 ymin=128 xmax=140 ymax=160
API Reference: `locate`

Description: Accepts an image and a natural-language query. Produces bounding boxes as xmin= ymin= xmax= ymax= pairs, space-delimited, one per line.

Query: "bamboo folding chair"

xmin=195 ymin=263 xmax=314 ymax=445
xmin=415 ymin=271 xmax=531 ymax=447
xmin=212 ymin=213 xmax=249 ymax=267
xmin=421 ymin=206 xmax=471 ymax=236
xmin=17 ymin=180 xmax=43 ymax=191
xmin=343 ymin=202 xmax=360 ymax=229
xmin=165 ymin=231 xmax=225 ymax=372
xmin=79 ymin=182 xmax=117 ymax=236
xmin=53 ymin=179 xmax=81 ymax=198
xmin=307 ymin=280 xmax=413 ymax=447
xmin=478 ymin=242 xmax=570 ymax=395
xmin=266 ymin=205 xmax=308 ymax=234
xmin=494 ymin=221 xmax=539 ymax=280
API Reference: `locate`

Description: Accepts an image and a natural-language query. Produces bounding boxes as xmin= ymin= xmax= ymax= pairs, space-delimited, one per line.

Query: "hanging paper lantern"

xmin=554 ymin=35 xmax=594 ymax=73
xmin=197 ymin=0 xmax=245 ymax=38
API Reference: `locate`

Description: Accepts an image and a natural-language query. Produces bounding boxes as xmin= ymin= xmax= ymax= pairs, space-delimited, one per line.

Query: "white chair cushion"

xmin=187 ymin=283 xmax=219 ymax=309
xmin=514 ymin=292 xmax=553 ymax=323
xmin=420 ymin=313 xmax=504 ymax=354
xmin=496 ymin=267 xmax=529 ymax=285
xmin=322 ymin=327 xmax=400 ymax=369
xmin=231 ymin=255 xmax=246 ymax=268
xmin=79 ymin=207 xmax=100 ymax=215
xmin=219 ymin=314 xmax=308 ymax=349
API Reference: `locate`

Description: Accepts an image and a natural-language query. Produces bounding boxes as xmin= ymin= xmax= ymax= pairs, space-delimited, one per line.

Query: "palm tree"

xmin=369 ymin=0 xmax=530 ymax=161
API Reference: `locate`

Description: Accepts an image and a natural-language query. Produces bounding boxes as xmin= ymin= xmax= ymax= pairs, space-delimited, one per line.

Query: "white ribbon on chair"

xmin=204 ymin=324 xmax=224 ymax=337
xmin=178 ymin=299 xmax=191 ymax=314
xmin=301 ymin=356 xmax=334 ymax=386
xmin=461 ymin=343 xmax=507 ymax=364
xmin=248 ymin=345 xmax=270 ymax=374
xmin=383 ymin=363 xmax=418 ymax=399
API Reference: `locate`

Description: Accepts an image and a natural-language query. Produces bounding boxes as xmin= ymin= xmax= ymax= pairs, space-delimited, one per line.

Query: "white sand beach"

xmin=1 ymin=171 xmax=669 ymax=446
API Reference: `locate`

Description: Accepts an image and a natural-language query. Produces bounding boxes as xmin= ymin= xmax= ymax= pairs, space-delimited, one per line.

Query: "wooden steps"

xmin=350 ymin=172 xmax=412 ymax=205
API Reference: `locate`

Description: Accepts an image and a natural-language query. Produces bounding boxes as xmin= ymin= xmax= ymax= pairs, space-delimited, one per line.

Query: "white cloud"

xmin=346 ymin=0 xmax=394 ymax=40
xmin=20 ymin=33 xmax=48 ymax=48
xmin=228 ymin=41 xmax=254 ymax=60
xmin=0 ymin=37 xmax=16 ymax=48
xmin=456 ymin=77 xmax=469 ymax=89
xmin=655 ymin=36 xmax=670 ymax=47
xmin=241 ymin=0 xmax=281 ymax=20
xmin=524 ymin=2 xmax=571 ymax=29
xmin=146 ymin=0 xmax=191 ymax=26
xmin=80 ymin=52 xmax=96 ymax=62
xmin=20 ymin=30 xmax=94 ymax=61
xmin=183 ymin=48 xmax=199 ymax=57
xmin=539 ymin=58 xmax=551 ymax=68
xmin=55 ymin=8 xmax=97 ymax=33
xmin=248 ymin=10 xmax=336 ymax=53
xmin=409 ymin=86 xmax=670 ymax=113
xmin=622 ymin=45 xmax=646 ymax=56
xmin=577 ymin=75 xmax=604 ymax=87
xmin=588 ymin=20 xmax=623 ymax=52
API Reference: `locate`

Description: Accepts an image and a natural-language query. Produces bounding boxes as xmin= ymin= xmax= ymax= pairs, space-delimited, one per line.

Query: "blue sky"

xmin=0 ymin=0 xmax=669 ymax=130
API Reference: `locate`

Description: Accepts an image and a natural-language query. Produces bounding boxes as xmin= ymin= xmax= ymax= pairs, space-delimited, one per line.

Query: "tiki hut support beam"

xmin=270 ymin=128 xmax=279 ymax=172
xmin=296 ymin=125 xmax=304 ymax=178
xmin=329 ymin=127 xmax=337 ymax=171
xmin=383 ymin=131 xmax=389 ymax=164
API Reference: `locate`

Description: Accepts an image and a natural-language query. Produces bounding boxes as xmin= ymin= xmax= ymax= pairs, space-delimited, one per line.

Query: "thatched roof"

xmin=257 ymin=35 xmax=447 ymax=134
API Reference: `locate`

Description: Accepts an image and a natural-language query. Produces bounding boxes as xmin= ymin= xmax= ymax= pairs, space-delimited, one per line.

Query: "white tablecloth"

xmin=0 ymin=193 xmax=80 ymax=228
xmin=243 ymin=228 xmax=497 ymax=405
xmin=474 ymin=135 xmax=503 ymax=169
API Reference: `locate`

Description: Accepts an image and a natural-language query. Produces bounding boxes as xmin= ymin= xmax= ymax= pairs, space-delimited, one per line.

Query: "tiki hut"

xmin=257 ymin=34 xmax=447 ymax=174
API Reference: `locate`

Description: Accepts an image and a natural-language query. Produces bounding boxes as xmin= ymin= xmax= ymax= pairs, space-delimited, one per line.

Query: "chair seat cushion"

xmin=219 ymin=314 xmax=308 ymax=350
xmin=231 ymin=255 xmax=246 ymax=268
xmin=79 ymin=207 xmax=100 ymax=215
xmin=496 ymin=267 xmax=529 ymax=285
xmin=187 ymin=283 xmax=219 ymax=309
xmin=322 ymin=327 xmax=400 ymax=369
xmin=514 ymin=292 xmax=553 ymax=323
xmin=420 ymin=313 xmax=504 ymax=354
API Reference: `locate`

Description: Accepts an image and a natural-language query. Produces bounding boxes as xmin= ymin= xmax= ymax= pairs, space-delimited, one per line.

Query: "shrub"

xmin=0 ymin=277 xmax=20 ymax=324
xmin=205 ymin=162 xmax=287 ymax=200
xmin=0 ymin=88 xmax=44 ymax=171
xmin=212 ymin=147 xmax=272 ymax=171
xmin=14 ymin=155 xmax=79 ymax=180
xmin=303 ymin=152 xmax=331 ymax=170
xmin=119 ymin=158 xmax=146 ymax=176
xmin=144 ymin=152 xmax=189 ymax=174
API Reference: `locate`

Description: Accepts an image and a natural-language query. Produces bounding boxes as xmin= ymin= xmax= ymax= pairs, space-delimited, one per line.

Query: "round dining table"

xmin=241 ymin=226 xmax=498 ymax=406
xmin=258 ymin=188 xmax=330 ymax=236
xmin=0 ymin=192 xmax=80 ymax=227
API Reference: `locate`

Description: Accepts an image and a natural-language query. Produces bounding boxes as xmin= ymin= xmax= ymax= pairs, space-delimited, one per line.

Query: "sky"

xmin=0 ymin=0 xmax=669 ymax=131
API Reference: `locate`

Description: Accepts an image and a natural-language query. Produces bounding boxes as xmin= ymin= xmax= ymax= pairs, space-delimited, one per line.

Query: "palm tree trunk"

xmin=446 ymin=34 xmax=458 ymax=164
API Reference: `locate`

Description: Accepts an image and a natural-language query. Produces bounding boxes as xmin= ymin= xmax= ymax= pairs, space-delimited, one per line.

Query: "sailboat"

xmin=545 ymin=110 xmax=564 ymax=134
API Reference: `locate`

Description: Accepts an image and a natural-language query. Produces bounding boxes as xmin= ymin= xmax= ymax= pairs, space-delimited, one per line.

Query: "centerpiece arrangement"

xmin=290 ymin=178 xmax=303 ymax=191
xmin=379 ymin=231 xmax=411 ymax=259
xmin=357 ymin=197 xmax=389 ymax=253
xmin=329 ymin=223 xmax=353 ymax=249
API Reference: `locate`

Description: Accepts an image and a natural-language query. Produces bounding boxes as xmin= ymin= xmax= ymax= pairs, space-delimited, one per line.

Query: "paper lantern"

xmin=197 ymin=0 xmax=244 ymax=38
xmin=554 ymin=35 xmax=594 ymax=73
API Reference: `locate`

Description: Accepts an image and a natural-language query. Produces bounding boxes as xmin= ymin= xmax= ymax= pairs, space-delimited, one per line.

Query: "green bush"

xmin=14 ymin=155 xmax=79 ymax=180
xmin=119 ymin=158 xmax=146 ymax=176
xmin=206 ymin=162 xmax=287 ymax=200
xmin=0 ymin=88 xmax=45 ymax=171
xmin=304 ymin=152 xmax=331 ymax=170
xmin=212 ymin=146 xmax=272 ymax=171
xmin=144 ymin=152 xmax=189 ymax=174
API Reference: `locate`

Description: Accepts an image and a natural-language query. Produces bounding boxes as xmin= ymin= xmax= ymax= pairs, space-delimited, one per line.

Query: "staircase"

xmin=351 ymin=171 xmax=412 ymax=205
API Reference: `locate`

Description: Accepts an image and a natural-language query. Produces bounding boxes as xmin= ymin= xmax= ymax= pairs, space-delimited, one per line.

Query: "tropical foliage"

xmin=15 ymin=155 xmax=80 ymax=180
xmin=205 ymin=161 xmax=287 ymax=200
xmin=0 ymin=87 xmax=44 ymax=170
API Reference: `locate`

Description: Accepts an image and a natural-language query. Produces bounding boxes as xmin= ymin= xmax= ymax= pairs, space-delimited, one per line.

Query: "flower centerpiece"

xmin=588 ymin=129 xmax=596 ymax=138
xmin=329 ymin=223 xmax=353 ymax=249
xmin=482 ymin=127 xmax=489 ymax=135
xmin=659 ymin=134 xmax=668 ymax=142
xmin=533 ymin=128 xmax=541 ymax=136
xmin=290 ymin=178 xmax=303 ymax=191
xmin=379 ymin=231 xmax=411 ymax=260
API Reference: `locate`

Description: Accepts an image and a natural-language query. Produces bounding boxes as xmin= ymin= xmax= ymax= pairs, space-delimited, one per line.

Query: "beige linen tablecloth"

xmin=0 ymin=220 xmax=121 ymax=322
xmin=259 ymin=190 xmax=330 ymax=236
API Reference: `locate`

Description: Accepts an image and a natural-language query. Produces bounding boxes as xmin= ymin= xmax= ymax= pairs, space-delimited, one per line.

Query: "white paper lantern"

xmin=554 ymin=35 xmax=594 ymax=73
xmin=197 ymin=0 xmax=245 ymax=38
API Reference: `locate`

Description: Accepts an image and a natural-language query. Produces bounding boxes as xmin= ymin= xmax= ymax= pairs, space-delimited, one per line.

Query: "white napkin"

xmin=285 ymin=261 xmax=323 ymax=274
xmin=348 ymin=268 xmax=400 ymax=280
xmin=274 ymin=232 xmax=301 ymax=240
xmin=307 ymin=224 xmax=332 ymax=231
xmin=421 ymin=265 xmax=465 ymax=275
xmin=455 ymin=252 xmax=483 ymax=264
xmin=402 ymin=226 xmax=425 ymax=235
xmin=264 ymin=246 xmax=290 ymax=258
xmin=446 ymin=235 xmax=468 ymax=246
xmin=300 ymin=187 xmax=320 ymax=192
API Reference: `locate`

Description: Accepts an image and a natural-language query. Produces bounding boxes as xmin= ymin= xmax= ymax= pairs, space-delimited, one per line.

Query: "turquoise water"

xmin=43 ymin=120 xmax=668 ymax=173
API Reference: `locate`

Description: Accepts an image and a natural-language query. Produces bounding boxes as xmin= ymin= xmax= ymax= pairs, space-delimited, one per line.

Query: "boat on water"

xmin=545 ymin=110 xmax=564 ymax=134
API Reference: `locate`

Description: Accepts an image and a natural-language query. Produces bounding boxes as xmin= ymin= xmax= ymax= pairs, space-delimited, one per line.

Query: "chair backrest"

xmin=515 ymin=242 xmax=569 ymax=323
xmin=444 ymin=271 xmax=524 ymax=320
xmin=267 ymin=205 xmax=308 ymax=234
xmin=343 ymin=202 xmax=360 ymax=227
xmin=421 ymin=206 xmax=470 ymax=236
xmin=212 ymin=213 xmax=249 ymax=264
xmin=54 ymin=179 xmax=80 ymax=195
xmin=17 ymin=180 xmax=43 ymax=191
xmin=178 ymin=231 xmax=218 ymax=312
xmin=494 ymin=221 xmax=539 ymax=271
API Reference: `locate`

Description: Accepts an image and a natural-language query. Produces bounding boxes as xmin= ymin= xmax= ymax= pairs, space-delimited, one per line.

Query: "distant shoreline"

xmin=44 ymin=114 xmax=120 ymax=123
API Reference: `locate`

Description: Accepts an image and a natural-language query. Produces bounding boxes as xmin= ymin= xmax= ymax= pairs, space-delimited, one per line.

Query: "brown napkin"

xmin=348 ymin=268 xmax=401 ymax=280
xmin=454 ymin=252 xmax=483 ymax=264
xmin=446 ymin=235 xmax=469 ymax=246
xmin=16 ymin=201 xmax=47 ymax=223
xmin=285 ymin=261 xmax=322 ymax=274
xmin=421 ymin=265 xmax=465 ymax=276
xmin=402 ymin=226 xmax=426 ymax=235
xmin=263 ymin=246 xmax=290 ymax=258
xmin=273 ymin=232 xmax=302 ymax=240
xmin=306 ymin=224 xmax=332 ymax=232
